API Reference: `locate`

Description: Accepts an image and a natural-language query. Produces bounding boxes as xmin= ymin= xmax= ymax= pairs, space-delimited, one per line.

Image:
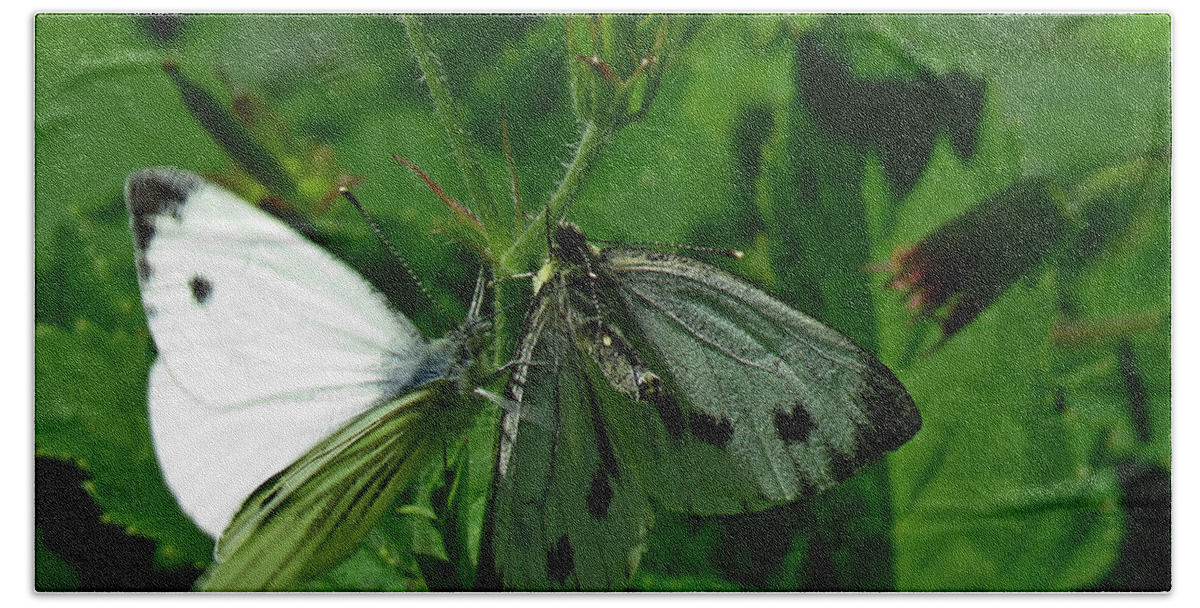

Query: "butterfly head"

xmin=530 ymin=221 xmax=599 ymax=296
xmin=444 ymin=269 xmax=495 ymax=384
xmin=550 ymin=222 xmax=598 ymax=267
xmin=450 ymin=314 xmax=492 ymax=363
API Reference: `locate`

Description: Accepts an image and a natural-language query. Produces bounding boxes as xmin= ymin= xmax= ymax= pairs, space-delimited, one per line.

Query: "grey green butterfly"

xmin=483 ymin=222 xmax=921 ymax=590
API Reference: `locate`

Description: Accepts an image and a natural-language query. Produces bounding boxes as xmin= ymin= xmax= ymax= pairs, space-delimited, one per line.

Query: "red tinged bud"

xmin=877 ymin=178 xmax=1067 ymax=339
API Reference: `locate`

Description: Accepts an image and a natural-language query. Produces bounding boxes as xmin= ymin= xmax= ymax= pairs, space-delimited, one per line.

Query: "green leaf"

xmin=857 ymin=15 xmax=1165 ymax=590
xmin=34 ymin=321 xmax=214 ymax=568
xmin=886 ymin=277 xmax=1123 ymax=590
xmin=35 ymin=210 xmax=142 ymax=332
xmin=424 ymin=442 xmax=475 ymax=590
xmin=303 ymin=535 xmax=426 ymax=592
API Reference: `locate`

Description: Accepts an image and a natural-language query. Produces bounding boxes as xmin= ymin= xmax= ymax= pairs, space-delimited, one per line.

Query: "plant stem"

xmin=402 ymin=15 xmax=499 ymax=242
xmin=1064 ymin=152 xmax=1162 ymax=220
xmin=499 ymin=119 xmax=608 ymax=274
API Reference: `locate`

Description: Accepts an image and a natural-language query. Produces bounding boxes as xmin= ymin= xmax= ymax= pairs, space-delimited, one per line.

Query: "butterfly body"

xmin=125 ymin=168 xmax=488 ymax=590
xmin=487 ymin=222 xmax=920 ymax=590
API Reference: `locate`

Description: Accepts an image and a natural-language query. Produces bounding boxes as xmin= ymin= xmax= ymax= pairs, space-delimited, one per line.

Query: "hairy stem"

xmin=498 ymin=119 xmax=608 ymax=274
xmin=403 ymin=15 xmax=499 ymax=243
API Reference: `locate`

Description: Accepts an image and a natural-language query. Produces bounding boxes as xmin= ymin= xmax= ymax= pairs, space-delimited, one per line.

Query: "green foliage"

xmin=35 ymin=321 xmax=215 ymax=567
xmin=34 ymin=13 xmax=1169 ymax=591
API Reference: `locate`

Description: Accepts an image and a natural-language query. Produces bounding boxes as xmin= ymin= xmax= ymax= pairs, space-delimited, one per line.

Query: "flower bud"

xmin=878 ymin=178 xmax=1067 ymax=338
xmin=565 ymin=15 xmax=671 ymax=130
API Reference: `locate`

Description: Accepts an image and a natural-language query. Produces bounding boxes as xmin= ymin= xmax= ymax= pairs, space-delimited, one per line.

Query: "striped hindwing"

xmin=200 ymin=314 xmax=491 ymax=591
xmin=558 ymin=223 xmax=921 ymax=515
xmin=199 ymin=385 xmax=449 ymax=591
xmin=488 ymin=262 xmax=653 ymax=591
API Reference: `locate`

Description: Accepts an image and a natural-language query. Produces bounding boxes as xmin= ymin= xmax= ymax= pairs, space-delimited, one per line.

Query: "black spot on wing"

xmin=586 ymin=381 xmax=619 ymax=477
xmin=639 ymin=375 xmax=685 ymax=439
xmin=585 ymin=371 xmax=617 ymax=520
xmin=688 ymin=411 xmax=734 ymax=448
xmin=583 ymin=369 xmax=619 ymax=520
xmin=546 ymin=534 xmax=574 ymax=585
xmin=587 ymin=470 xmax=613 ymax=519
xmin=774 ymin=402 xmax=816 ymax=443
xmin=189 ymin=275 xmax=213 ymax=305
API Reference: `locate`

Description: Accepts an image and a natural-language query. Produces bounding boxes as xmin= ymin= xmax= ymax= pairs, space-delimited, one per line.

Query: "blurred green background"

xmin=34 ymin=13 xmax=1169 ymax=591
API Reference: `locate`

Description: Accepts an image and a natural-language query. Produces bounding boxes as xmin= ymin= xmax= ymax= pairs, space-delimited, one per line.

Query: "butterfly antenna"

xmin=587 ymin=236 xmax=744 ymax=259
xmin=339 ymin=187 xmax=449 ymax=317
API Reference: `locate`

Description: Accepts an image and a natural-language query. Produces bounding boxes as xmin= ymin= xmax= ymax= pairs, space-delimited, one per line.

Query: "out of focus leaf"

xmin=34 ymin=322 xmax=214 ymax=568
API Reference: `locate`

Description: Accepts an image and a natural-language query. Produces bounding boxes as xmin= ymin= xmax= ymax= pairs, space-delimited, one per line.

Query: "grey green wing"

xmin=601 ymin=247 xmax=920 ymax=515
xmin=489 ymin=290 xmax=653 ymax=590
xmin=198 ymin=385 xmax=449 ymax=591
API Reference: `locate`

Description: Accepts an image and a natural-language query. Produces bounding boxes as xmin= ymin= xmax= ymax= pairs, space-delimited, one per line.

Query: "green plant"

xmin=34 ymin=13 xmax=1169 ymax=591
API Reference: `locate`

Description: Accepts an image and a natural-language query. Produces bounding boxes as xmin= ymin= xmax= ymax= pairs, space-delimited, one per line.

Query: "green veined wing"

xmin=599 ymin=241 xmax=921 ymax=513
xmin=483 ymin=274 xmax=653 ymax=591
xmin=483 ymin=221 xmax=919 ymax=589
xmin=199 ymin=380 xmax=461 ymax=591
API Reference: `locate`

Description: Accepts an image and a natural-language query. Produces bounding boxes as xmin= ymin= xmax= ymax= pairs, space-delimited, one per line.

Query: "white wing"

xmin=126 ymin=167 xmax=439 ymax=537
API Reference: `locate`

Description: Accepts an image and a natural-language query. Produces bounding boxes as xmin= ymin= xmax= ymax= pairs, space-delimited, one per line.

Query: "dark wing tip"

xmin=853 ymin=357 xmax=922 ymax=466
xmin=125 ymin=167 xmax=202 ymax=258
xmin=125 ymin=167 xmax=204 ymax=280
xmin=125 ymin=167 xmax=202 ymax=221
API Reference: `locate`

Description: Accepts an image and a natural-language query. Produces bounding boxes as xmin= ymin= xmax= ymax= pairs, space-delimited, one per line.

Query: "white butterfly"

xmin=125 ymin=167 xmax=487 ymax=589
